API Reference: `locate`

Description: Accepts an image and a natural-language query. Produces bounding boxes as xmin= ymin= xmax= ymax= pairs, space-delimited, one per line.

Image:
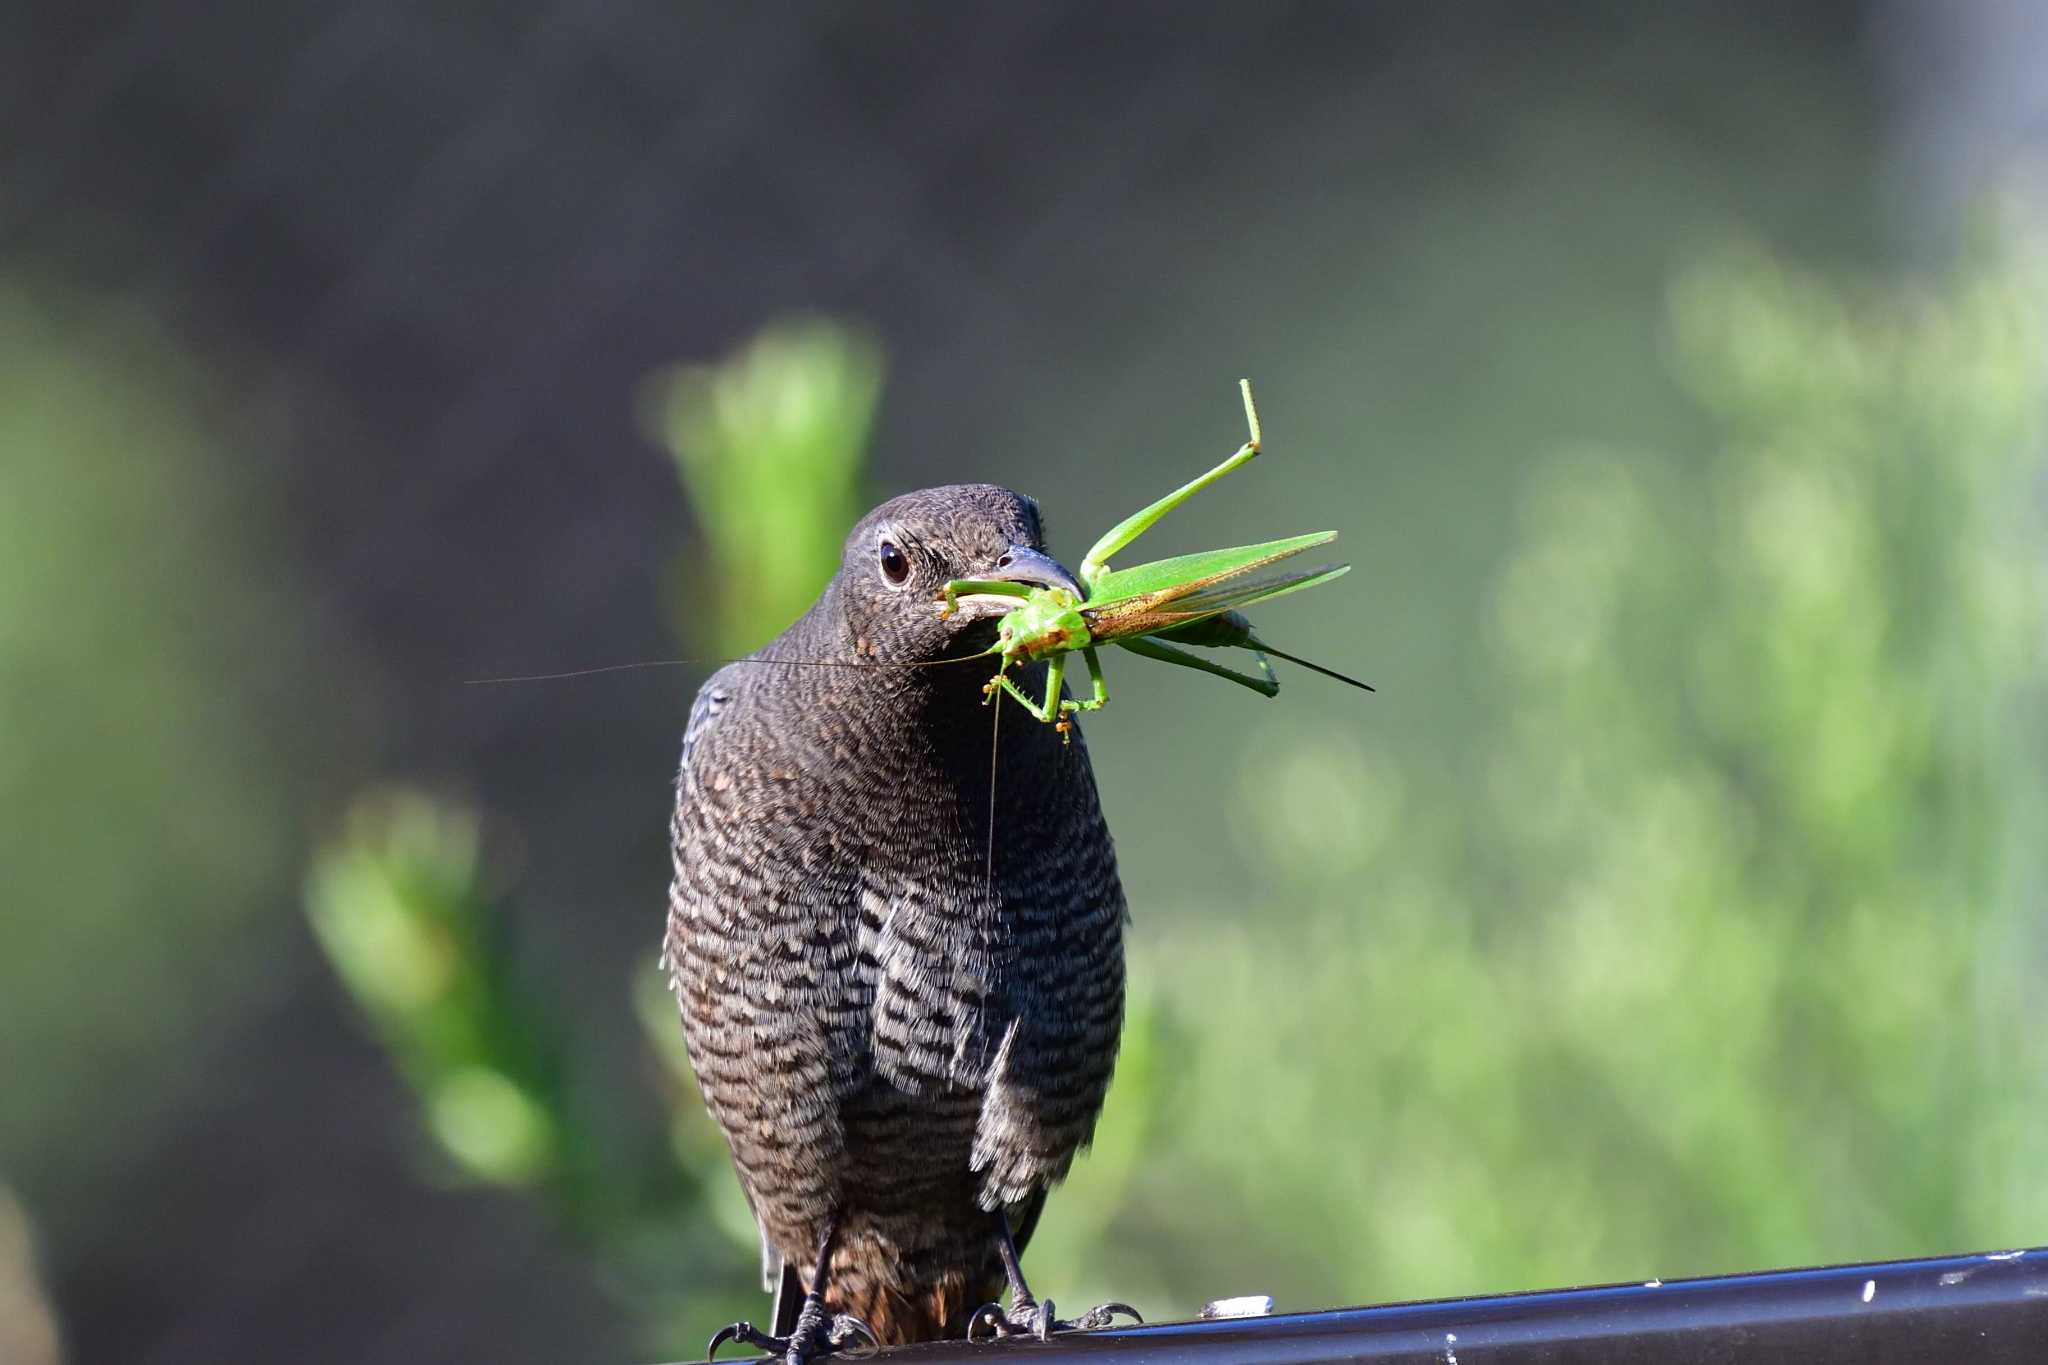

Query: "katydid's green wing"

xmin=1085 ymin=563 xmax=1350 ymax=642
xmin=1085 ymin=531 xmax=1336 ymax=605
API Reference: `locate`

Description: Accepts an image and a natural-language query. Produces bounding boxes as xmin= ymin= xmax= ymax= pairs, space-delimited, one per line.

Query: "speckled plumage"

xmin=664 ymin=485 xmax=1126 ymax=1346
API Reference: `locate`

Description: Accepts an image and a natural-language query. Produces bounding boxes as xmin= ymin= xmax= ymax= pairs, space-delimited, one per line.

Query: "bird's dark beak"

xmin=942 ymin=545 xmax=1087 ymax=625
xmin=985 ymin=545 xmax=1085 ymax=600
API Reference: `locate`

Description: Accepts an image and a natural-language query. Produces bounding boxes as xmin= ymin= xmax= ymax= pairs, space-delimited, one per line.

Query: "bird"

xmin=663 ymin=483 xmax=1138 ymax=1362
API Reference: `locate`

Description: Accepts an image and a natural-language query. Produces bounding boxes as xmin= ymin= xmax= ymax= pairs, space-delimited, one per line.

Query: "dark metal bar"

xmin=686 ymin=1245 xmax=2048 ymax=1363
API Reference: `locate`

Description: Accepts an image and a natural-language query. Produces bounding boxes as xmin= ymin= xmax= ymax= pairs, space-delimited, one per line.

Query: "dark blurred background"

xmin=5 ymin=4 xmax=2048 ymax=1362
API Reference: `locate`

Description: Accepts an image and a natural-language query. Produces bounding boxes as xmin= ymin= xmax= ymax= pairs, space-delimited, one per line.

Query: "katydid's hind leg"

xmin=1080 ymin=441 xmax=1259 ymax=581
xmin=1079 ymin=381 xmax=1267 ymax=580
xmin=1118 ymin=636 xmax=1279 ymax=697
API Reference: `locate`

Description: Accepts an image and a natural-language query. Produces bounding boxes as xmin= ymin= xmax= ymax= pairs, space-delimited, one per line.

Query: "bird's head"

xmin=836 ymin=483 xmax=1083 ymax=665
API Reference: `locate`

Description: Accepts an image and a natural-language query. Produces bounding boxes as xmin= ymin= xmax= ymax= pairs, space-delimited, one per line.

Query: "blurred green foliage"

xmin=308 ymin=794 xmax=573 ymax=1190
xmin=305 ymin=319 xmax=890 ymax=1349
xmin=307 ymin=243 xmax=2048 ymax=1346
xmin=641 ymin=319 xmax=885 ymax=656
xmin=0 ymin=282 xmax=314 ymax=1211
xmin=303 ymin=786 xmax=753 ymax=1349
xmin=1034 ymin=240 xmax=2048 ymax=1314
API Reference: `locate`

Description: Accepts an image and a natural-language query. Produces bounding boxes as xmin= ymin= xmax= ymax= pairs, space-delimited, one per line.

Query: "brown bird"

xmin=664 ymin=484 xmax=1137 ymax=1361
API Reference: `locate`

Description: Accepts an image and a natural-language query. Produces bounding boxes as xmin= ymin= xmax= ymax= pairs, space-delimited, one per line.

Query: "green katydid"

xmin=938 ymin=379 xmax=1372 ymax=736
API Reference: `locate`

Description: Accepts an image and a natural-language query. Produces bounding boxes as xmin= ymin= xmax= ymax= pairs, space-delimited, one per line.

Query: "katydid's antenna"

xmin=986 ymin=687 xmax=1001 ymax=888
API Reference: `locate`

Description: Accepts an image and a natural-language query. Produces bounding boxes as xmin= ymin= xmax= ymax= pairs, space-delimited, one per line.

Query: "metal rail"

xmin=679 ymin=1245 xmax=2048 ymax=1363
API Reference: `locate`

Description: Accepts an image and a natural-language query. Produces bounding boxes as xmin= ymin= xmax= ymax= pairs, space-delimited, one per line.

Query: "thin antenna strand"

xmin=464 ymin=659 xmax=701 ymax=684
xmin=465 ymin=652 xmax=992 ymax=685
xmin=985 ymin=691 xmax=1001 ymax=889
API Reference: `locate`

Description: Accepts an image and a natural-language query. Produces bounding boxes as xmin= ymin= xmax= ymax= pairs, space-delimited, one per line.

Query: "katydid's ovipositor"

xmin=938 ymin=379 xmax=1372 ymax=737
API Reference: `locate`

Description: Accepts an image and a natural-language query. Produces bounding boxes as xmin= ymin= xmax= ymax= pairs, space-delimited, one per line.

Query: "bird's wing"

xmin=967 ymin=747 xmax=1128 ymax=1212
xmin=658 ymin=679 xmax=730 ymax=987
xmin=760 ymin=1218 xmax=783 ymax=1294
xmin=676 ymin=677 xmax=793 ymax=1298
xmin=680 ymin=679 xmax=730 ymax=771
xmin=771 ymin=1255 xmax=804 ymax=1336
xmin=669 ymin=661 xmax=873 ymax=1299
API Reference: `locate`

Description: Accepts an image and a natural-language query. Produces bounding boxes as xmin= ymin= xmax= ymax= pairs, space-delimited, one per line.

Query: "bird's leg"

xmin=706 ymin=1219 xmax=876 ymax=1365
xmin=967 ymin=1209 xmax=1142 ymax=1342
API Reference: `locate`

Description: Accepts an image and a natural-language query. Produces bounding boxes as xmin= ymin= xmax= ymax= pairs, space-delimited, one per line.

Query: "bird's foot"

xmin=967 ymin=1295 xmax=1141 ymax=1342
xmin=706 ymin=1294 xmax=876 ymax=1364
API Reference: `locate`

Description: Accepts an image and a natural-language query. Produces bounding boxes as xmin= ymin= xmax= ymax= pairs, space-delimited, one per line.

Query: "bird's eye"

xmin=878 ymin=538 xmax=911 ymax=586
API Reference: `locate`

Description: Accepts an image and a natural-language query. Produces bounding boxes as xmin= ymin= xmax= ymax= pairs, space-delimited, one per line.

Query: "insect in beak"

xmin=945 ymin=380 xmax=1373 ymax=726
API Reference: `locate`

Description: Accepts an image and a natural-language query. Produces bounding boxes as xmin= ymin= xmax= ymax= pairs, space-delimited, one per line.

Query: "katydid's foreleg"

xmin=987 ymin=674 xmax=1053 ymax=721
xmin=1117 ymin=636 xmax=1279 ymax=697
xmin=987 ymin=653 xmax=1067 ymax=724
xmin=986 ymin=652 xmax=1107 ymax=742
xmin=1065 ymin=647 xmax=1111 ymax=712
xmin=939 ymin=578 xmax=1034 ymax=618
xmin=1048 ymin=648 xmax=1111 ymax=739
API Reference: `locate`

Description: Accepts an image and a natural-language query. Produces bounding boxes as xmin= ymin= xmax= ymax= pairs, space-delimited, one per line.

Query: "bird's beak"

xmin=945 ymin=545 xmax=1087 ymax=619
xmin=986 ymin=545 xmax=1085 ymax=599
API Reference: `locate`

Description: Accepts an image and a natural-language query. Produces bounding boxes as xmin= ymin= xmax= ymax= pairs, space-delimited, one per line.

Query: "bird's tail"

xmin=816 ymin=1264 xmax=1002 ymax=1345
xmin=790 ymin=1252 xmax=999 ymax=1350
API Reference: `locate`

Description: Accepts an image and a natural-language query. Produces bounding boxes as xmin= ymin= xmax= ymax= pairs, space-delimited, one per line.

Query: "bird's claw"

xmin=824 ymin=1314 xmax=879 ymax=1354
xmin=704 ymin=1309 xmax=877 ymax=1363
xmin=1067 ymin=1302 xmax=1142 ymax=1331
xmin=968 ymin=1297 xmax=1141 ymax=1342
xmin=705 ymin=1320 xmax=778 ymax=1361
xmin=966 ymin=1300 xmax=1008 ymax=1342
xmin=967 ymin=1300 xmax=1025 ymax=1343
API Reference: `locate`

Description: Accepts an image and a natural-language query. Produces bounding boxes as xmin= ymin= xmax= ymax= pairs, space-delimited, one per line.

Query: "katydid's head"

xmin=839 ymin=483 xmax=1080 ymax=663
